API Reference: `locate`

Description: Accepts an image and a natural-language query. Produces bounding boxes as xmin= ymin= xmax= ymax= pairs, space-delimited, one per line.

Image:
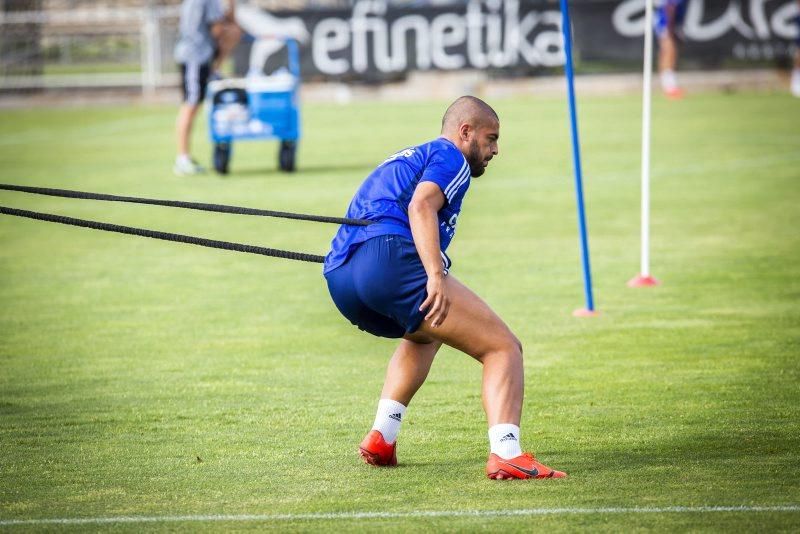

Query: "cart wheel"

xmin=278 ymin=140 xmax=297 ymax=173
xmin=214 ymin=142 xmax=231 ymax=175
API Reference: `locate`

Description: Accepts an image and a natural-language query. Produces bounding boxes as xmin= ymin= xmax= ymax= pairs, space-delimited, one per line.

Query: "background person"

xmin=173 ymin=0 xmax=241 ymax=176
xmin=654 ymin=0 xmax=688 ymax=99
xmin=323 ymin=96 xmax=567 ymax=480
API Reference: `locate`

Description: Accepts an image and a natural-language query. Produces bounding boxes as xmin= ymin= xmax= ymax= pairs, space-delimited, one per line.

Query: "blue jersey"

xmin=323 ymin=137 xmax=470 ymax=274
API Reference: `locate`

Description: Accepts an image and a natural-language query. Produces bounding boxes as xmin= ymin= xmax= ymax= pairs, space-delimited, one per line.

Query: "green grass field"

xmin=1 ymin=89 xmax=799 ymax=532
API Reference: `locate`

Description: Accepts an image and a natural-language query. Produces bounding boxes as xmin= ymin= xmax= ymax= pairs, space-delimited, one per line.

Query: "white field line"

xmin=1 ymin=505 xmax=798 ymax=526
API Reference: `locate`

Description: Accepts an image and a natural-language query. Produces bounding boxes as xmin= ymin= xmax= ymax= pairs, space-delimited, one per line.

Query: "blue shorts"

xmin=654 ymin=0 xmax=687 ymax=38
xmin=325 ymin=235 xmax=428 ymax=339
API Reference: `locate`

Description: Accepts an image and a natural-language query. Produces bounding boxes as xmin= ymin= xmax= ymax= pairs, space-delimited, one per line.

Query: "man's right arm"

xmin=408 ymin=181 xmax=450 ymax=328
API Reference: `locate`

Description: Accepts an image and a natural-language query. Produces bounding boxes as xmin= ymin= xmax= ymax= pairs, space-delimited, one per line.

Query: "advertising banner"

xmin=236 ymin=0 xmax=799 ymax=80
xmin=579 ymin=0 xmax=799 ymax=64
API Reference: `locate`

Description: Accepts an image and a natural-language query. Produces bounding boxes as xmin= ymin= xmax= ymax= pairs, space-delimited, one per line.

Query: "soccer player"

xmin=173 ymin=0 xmax=241 ymax=176
xmin=324 ymin=96 xmax=566 ymax=480
xmin=654 ymin=0 xmax=688 ymax=99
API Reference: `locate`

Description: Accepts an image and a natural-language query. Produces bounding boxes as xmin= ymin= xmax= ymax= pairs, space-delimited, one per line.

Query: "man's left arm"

xmin=209 ymin=0 xmax=241 ymax=69
xmin=209 ymin=0 xmax=235 ymax=29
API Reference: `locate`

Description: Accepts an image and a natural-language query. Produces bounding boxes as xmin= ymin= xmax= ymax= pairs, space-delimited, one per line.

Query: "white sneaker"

xmin=173 ymin=157 xmax=206 ymax=177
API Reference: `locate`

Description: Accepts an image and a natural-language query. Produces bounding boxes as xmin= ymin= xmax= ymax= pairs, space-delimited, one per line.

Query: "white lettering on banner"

xmin=487 ymin=0 xmax=507 ymax=65
xmin=309 ymin=0 xmax=564 ymax=75
xmin=431 ymin=14 xmax=467 ymax=69
xmin=352 ymin=1 xmax=393 ymax=73
xmin=313 ymin=18 xmax=351 ymax=75
xmin=771 ymin=1 xmax=800 ymax=39
xmin=391 ymin=15 xmax=431 ymax=70
xmin=684 ymin=0 xmax=755 ymax=41
xmin=612 ymin=0 xmax=799 ymax=41
xmin=749 ymin=0 xmax=770 ymax=39
xmin=611 ymin=1 xmax=636 ymax=37
xmin=519 ymin=11 xmax=564 ymax=66
xmin=466 ymin=3 xmax=486 ymax=68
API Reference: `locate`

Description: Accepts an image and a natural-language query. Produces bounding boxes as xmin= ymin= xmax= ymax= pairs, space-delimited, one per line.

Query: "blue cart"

xmin=206 ymin=39 xmax=301 ymax=174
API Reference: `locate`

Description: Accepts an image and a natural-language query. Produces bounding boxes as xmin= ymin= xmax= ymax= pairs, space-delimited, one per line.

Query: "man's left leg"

xmin=174 ymin=61 xmax=209 ymax=176
xmin=411 ymin=275 xmax=566 ymax=479
xmin=176 ymin=102 xmax=199 ymax=156
xmin=359 ymin=336 xmax=441 ymax=466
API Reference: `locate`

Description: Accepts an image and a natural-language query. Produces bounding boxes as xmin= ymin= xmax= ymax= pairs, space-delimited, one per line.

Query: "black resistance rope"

xmin=0 ymin=184 xmax=371 ymax=226
xmin=0 ymin=206 xmax=326 ymax=263
xmin=0 ymin=184 xmax=376 ymax=264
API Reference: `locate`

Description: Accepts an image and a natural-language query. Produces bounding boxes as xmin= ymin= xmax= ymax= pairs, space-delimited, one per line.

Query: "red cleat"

xmin=486 ymin=452 xmax=567 ymax=480
xmin=358 ymin=430 xmax=397 ymax=467
xmin=664 ymin=87 xmax=685 ymax=100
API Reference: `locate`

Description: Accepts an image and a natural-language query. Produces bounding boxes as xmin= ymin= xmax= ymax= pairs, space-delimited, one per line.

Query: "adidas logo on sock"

xmin=389 ymin=413 xmax=402 ymax=422
xmin=499 ymin=432 xmax=517 ymax=442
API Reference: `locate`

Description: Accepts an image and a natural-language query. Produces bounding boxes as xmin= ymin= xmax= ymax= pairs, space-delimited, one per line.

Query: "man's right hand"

xmin=420 ymin=272 xmax=450 ymax=328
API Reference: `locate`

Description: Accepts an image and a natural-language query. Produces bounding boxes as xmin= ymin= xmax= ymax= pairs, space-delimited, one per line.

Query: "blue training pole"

xmin=559 ymin=0 xmax=596 ymax=313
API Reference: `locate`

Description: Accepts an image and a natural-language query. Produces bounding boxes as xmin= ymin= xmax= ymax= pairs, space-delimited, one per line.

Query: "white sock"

xmin=488 ymin=423 xmax=522 ymax=459
xmin=176 ymin=154 xmax=192 ymax=165
xmin=791 ymin=68 xmax=800 ymax=97
xmin=371 ymin=398 xmax=406 ymax=444
xmin=661 ymin=69 xmax=678 ymax=92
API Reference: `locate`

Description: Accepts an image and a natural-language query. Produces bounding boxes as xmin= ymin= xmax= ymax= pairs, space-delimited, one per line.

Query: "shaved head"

xmin=441 ymin=95 xmax=499 ymax=136
xmin=440 ymin=96 xmax=500 ymax=177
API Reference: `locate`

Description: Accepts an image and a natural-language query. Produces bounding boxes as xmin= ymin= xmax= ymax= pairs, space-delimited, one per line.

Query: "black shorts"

xmin=179 ymin=62 xmax=211 ymax=105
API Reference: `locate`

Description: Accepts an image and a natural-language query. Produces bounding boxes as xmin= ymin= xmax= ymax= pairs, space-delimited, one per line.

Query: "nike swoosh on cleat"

xmin=501 ymin=462 xmax=539 ymax=477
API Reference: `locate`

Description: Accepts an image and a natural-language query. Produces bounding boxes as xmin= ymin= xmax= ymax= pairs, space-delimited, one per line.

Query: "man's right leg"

xmin=381 ymin=335 xmax=441 ymax=406
xmin=412 ymin=275 xmax=565 ymax=479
